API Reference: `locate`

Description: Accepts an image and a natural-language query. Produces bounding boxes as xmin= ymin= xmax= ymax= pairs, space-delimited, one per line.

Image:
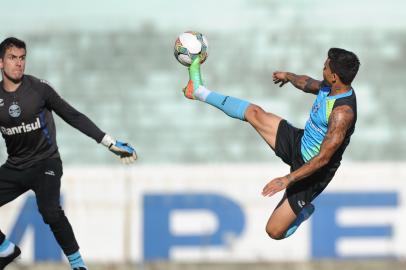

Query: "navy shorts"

xmin=275 ymin=120 xmax=338 ymax=215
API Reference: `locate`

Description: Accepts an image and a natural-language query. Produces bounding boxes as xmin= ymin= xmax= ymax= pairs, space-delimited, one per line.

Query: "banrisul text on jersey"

xmin=0 ymin=117 xmax=41 ymax=135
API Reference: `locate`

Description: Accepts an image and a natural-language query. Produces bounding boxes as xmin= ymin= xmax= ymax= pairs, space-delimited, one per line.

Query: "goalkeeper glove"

xmin=101 ymin=134 xmax=137 ymax=164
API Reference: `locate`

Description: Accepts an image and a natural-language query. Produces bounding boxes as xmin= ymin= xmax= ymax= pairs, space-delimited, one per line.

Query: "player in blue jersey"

xmin=182 ymin=48 xmax=359 ymax=240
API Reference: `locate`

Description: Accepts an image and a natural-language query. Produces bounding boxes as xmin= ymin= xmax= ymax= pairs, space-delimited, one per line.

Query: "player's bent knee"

xmin=245 ymin=104 xmax=266 ymax=125
xmin=265 ymin=226 xmax=285 ymax=240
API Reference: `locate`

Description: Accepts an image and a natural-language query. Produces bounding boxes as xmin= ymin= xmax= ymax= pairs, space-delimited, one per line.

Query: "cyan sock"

xmin=204 ymin=90 xmax=250 ymax=121
xmin=0 ymin=239 xmax=15 ymax=257
xmin=284 ymin=203 xmax=315 ymax=238
xmin=67 ymin=250 xmax=87 ymax=270
xmin=187 ymin=56 xmax=250 ymax=120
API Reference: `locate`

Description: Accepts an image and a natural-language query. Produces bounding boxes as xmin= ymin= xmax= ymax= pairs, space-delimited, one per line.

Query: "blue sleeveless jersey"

xmin=301 ymin=87 xmax=354 ymax=162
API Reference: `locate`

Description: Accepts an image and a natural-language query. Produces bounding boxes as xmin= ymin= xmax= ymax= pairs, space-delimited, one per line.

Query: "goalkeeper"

xmin=0 ymin=37 xmax=136 ymax=270
xmin=182 ymin=47 xmax=359 ymax=240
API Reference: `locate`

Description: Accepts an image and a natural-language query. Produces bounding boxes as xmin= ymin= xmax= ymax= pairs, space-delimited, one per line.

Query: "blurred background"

xmin=0 ymin=0 xmax=405 ymax=269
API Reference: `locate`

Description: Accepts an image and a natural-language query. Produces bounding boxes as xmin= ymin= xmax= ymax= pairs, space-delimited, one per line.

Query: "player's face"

xmin=0 ymin=46 xmax=26 ymax=83
xmin=323 ymin=58 xmax=335 ymax=85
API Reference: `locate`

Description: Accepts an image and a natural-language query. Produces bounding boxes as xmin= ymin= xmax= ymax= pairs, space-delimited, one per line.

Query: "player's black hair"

xmin=0 ymin=37 xmax=26 ymax=59
xmin=328 ymin=48 xmax=360 ymax=85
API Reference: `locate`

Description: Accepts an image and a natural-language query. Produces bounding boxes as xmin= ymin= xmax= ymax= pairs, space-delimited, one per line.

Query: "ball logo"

xmin=9 ymin=103 xmax=21 ymax=118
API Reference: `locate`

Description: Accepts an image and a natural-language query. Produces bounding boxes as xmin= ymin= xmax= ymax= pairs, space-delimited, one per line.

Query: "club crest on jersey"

xmin=9 ymin=102 xmax=21 ymax=118
xmin=312 ymin=103 xmax=321 ymax=114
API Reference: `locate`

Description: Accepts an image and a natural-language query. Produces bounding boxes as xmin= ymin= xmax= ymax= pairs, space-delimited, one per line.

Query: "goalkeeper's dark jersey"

xmin=0 ymin=75 xmax=105 ymax=169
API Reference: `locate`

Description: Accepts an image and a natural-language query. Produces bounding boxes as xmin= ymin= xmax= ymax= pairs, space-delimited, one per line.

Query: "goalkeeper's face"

xmin=0 ymin=46 xmax=26 ymax=83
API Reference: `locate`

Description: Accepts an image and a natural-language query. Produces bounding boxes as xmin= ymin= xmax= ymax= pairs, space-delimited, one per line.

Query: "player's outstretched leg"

xmin=182 ymin=56 xmax=250 ymax=121
xmin=0 ymin=238 xmax=21 ymax=269
xmin=183 ymin=55 xmax=204 ymax=100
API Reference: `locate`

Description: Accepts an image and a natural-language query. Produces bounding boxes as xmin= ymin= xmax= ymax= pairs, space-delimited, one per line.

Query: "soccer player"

xmin=182 ymin=48 xmax=359 ymax=240
xmin=0 ymin=37 xmax=137 ymax=269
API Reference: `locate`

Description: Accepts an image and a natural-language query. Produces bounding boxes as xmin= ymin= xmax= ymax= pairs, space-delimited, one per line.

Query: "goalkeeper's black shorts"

xmin=0 ymin=158 xmax=63 ymax=207
xmin=0 ymin=157 xmax=80 ymax=254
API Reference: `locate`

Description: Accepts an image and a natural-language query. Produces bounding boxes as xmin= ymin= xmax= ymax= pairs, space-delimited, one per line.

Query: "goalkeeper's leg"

xmin=0 ymin=237 xmax=21 ymax=269
xmin=183 ymin=56 xmax=282 ymax=149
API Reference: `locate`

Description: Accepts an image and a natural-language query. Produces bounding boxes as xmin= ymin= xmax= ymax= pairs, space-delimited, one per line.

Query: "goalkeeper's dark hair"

xmin=328 ymin=48 xmax=360 ymax=85
xmin=0 ymin=37 xmax=26 ymax=59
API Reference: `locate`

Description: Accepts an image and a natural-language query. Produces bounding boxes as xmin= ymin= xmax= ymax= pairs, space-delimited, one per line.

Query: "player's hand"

xmin=101 ymin=134 xmax=137 ymax=164
xmin=272 ymin=71 xmax=289 ymax=87
xmin=109 ymin=141 xmax=137 ymax=164
xmin=262 ymin=175 xmax=290 ymax=197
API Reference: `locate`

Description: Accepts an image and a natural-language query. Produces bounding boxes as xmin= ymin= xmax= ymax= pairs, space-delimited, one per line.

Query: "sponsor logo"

xmin=307 ymin=118 xmax=324 ymax=135
xmin=9 ymin=102 xmax=21 ymax=117
xmin=297 ymin=200 xmax=305 ymax=208
xmin=0 ymin=99 xmax=4 ymax=107
xmin=40 ymin=79 xmax=57 ymax=90
xmin=44 ymin=170 xmax=55 ymax=176
xmin=222 ymin=96 xmax=229 ymax=106
xmin=0 ymin=117 xmax=41 ymax=136
xmin=40 ymin=79 xmax=52 ymax=87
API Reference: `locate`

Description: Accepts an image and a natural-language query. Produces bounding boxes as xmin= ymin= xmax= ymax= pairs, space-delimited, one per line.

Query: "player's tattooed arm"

xmin=262 ymin=105 xmax=354 ymax=197
xmin=273 ymin=72 xmax=321 ymax=95
xmin=303 ymin=77 xmax=323 ymax=94
xmin=287 ymin=105 xmax=354 ymax=184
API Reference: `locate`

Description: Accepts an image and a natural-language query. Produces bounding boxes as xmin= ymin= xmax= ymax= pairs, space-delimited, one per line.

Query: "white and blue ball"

xmin=174 ymin=31 xmax=208 ymax=67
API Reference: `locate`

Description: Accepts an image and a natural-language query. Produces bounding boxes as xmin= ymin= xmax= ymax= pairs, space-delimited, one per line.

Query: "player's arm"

xmin=273 ymin=71 xmax=322 ymax=95
xmin=41 ymin=81 xmax=137 ymax=164
xmin=262 ymin=105 xmax=354 ymax=196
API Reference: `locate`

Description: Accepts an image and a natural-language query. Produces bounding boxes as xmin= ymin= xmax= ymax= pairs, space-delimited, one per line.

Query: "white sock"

xmin=194 ymin=85 xmax=212 ymax=101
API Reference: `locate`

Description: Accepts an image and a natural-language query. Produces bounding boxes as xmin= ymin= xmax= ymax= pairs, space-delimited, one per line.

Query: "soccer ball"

xmin=174 ymin=31 xmax=208 ymax=67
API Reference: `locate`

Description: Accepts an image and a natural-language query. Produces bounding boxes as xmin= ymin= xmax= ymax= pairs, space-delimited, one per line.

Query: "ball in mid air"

xmin=174 ymin=31 xmax=208 ymax=67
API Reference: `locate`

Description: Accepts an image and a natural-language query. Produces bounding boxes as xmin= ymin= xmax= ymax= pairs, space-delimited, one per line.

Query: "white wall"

xmin=0 ymin=163 xmax=404 ymax=262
